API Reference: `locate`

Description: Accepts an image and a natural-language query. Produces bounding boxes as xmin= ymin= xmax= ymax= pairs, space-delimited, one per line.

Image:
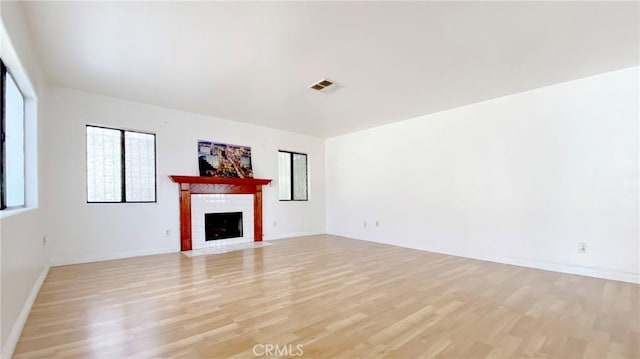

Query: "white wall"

xmin=326 ymin=67 xmax=639 ymax=283
xmin=0 ymin=2 xmax=49 ymax=358
xmin=44 ymin=86 xmax=326 ymax=266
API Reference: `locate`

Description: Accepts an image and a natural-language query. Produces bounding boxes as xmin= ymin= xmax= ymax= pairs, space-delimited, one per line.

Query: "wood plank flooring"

xmin=13 ymin=235 xmax=639 ymax=358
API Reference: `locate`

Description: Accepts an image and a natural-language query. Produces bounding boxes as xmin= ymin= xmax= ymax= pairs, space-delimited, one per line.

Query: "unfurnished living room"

xmin=1 ymin=1 xmax=638 ymax=358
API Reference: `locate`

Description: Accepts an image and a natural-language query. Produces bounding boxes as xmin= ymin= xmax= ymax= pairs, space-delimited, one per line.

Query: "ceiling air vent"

xmin=309 ymin=79 xmax=337 ymax=93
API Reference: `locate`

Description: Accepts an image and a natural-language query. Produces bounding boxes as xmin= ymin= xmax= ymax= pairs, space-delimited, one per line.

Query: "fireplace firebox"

xmin=205 ymin=212 xmax=243 ymax=241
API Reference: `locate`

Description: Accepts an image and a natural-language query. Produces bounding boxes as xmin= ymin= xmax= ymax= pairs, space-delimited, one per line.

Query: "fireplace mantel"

xmin=170 ymin=175 xmax=272 ymax=251
xmin=169 ymin=175 xmax=272 ymax=186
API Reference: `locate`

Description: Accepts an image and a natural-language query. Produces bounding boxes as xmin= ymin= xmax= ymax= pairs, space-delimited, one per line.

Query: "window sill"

xmin=0 ymin=206 xmax=37 ymax=219
xmin=87 ymin=201 xmax=158 ymax=204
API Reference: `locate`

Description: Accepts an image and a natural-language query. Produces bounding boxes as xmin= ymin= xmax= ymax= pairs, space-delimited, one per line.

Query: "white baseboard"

xmin=330 ymin=233 xmax=639 ymax=284
xmin=50 ymin=247 xmax=178 ymax=267
xmin=264 ymin=231 xmax=325 ymax=241
xmin=481 ymin=255 xmax=639 ymax=284
xmin=50 ymin=234 xmax=328 ymax=266
xmin=2 ymin=266 xmax=49 ymax=359
xmin=50 ymin=233 xmax=328 ymax=266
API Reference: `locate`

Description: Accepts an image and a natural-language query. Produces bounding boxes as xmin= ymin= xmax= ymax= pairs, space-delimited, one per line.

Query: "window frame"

xmin=278 ymin=150 xmax=308 ymax=202
xmin=1 ymin=59 xmax=26 ymax=210
xmin=86 ymin=124 xmax=157 ymax=204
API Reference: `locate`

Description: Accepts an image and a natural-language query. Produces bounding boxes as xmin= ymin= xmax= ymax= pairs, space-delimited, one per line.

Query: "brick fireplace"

xmin=169 ymin=175 xmax=272 ymax=251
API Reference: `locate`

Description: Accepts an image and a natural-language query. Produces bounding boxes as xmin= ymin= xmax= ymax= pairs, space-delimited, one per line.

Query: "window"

xmin=86 ymin=125 xmax=156 ymax=203
xmin=278 ymin=150 xmax=308 ymax=201
xmin=1 ymin=60 xmax=26 ymax=209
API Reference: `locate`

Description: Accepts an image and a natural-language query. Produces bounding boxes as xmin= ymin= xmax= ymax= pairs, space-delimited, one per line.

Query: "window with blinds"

xmin=86 ymin=125 xmax=156 ymax=203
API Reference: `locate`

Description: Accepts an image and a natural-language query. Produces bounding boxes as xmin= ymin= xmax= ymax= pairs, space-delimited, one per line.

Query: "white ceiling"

xmin=23 ymin=1 xmax=639 ymax=138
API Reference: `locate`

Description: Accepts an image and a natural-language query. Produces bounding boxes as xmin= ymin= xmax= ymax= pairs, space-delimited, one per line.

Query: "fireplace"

xmin=205 ymin=212 xmax=243 ymax=241
xmin=169 ymin=175 xmax=272 ymax=251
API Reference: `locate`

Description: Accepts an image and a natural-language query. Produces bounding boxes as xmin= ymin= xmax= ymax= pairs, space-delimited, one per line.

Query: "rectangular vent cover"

xmin=309 ymin=79 xmax=335 ymax=91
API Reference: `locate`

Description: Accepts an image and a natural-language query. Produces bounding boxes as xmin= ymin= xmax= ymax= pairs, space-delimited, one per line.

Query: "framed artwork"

xmin=198 ymin=141 xmax=254 ymax=178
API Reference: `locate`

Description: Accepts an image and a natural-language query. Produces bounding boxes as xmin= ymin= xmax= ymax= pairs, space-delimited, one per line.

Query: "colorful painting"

xmin=198 ymin=141 xmax=254 ymax=178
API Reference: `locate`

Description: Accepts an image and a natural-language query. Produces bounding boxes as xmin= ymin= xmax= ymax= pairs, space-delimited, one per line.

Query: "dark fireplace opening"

xmin=205 ymin=212 xmax=243 ymax=241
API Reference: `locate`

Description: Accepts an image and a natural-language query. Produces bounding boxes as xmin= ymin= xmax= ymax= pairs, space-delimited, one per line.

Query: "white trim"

xmin=50 ymin=247 xmax=177 ymax=267
xmin=49 ymin=232 xmax=327 ymax=266
xmin=482 ymin=255 xmax=639 ymax=284
xmin=2 ymin=266 xmax=49 ymax=359
xmin=0 ymin=207 xmax=36 ymax=219
xmin=263 ymin=231 xmax=325 ymax=241
xmin=330 ymin=233 xmax=639 ymax=284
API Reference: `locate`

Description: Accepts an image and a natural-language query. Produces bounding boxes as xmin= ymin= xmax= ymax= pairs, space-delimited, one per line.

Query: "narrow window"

xmin=1 ymin=60 xmax=26 ymax=209
xmin=278 ymin=150 xmax=308 ymax=201
xmin=86 ymin=125 xmax=156 ymax=203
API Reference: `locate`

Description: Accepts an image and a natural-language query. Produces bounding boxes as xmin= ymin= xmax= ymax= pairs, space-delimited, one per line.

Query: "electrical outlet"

xmin=42 ymin=236 xmax=47 ymax=246
xmin=375 ymin=220 xmax=380 ymax=227
xmin=578 ymin=242 xmax=587 ymax=253
xmin=165 ymin=229 xmax=171 ymax=236
xmin=363 ymin=221 xmax=367 ymax=228
xmin=273 ymin=221 xmax=277 ymax=227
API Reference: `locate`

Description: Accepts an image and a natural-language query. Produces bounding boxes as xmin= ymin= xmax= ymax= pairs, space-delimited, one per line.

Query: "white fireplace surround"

xmin=191 ymin=194 xmax=254 ymax=249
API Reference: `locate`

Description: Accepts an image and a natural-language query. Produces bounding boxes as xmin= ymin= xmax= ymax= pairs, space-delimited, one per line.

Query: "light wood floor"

xmin=14 ymin=235 xmax=639 ymax=358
